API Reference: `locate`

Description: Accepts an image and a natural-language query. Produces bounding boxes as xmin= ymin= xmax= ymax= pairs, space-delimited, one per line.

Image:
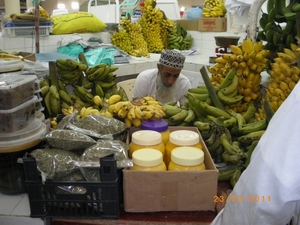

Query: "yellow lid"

xmin=132 ymin=148 xmax=163 ymax=167
xmin=131 ymin=130 xmax=162 ymax=145
xmin=171 ymin=147 xmax=204 ymax=166
xmin=169 ymin=130 xmax=200 ymax=146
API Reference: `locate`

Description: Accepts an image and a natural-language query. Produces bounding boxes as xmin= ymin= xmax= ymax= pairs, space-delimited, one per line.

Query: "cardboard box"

xmin=198 ymin=17 xmax=227 ymax=32
xmin=123 ymin=126 xmax=218 ymax=212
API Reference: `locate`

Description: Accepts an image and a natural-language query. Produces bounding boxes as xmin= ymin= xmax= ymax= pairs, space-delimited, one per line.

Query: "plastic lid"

xmin=141 ymin=119 xmax=168 ymax=132
xmin=0 ymin=122 xmax=47 ymax=153
xmin=131 ymin=130 xmax=162 ymax=145
xmin=0 ymin=95 xmax=38 ymax=113
xmin=171 ymin=147 xmax=204 ymax=166
xmin=0 ymin=74 xmax=36 ymax=90
xmin=169 ymin=130 xmax=200 ymax=146
xmin=132 ymin=148 xmax=163 ymax=167
xmin=0 ymin=118 xmax=42 ymax=141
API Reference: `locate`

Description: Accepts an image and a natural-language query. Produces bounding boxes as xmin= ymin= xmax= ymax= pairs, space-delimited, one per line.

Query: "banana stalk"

xmin=200 ymin=66 xmax=224 ymax=110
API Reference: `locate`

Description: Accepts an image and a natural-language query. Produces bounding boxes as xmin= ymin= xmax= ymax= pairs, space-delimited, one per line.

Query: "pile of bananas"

xmin=9 ymin=11 xmax=50 ymax=22
xmin=167 ymin=24 xmax=193 ymax=50
xmin=257 ymin=0 xmax=300 ymax=52
xmin=108 ymin=96 xmax=166 ymax=127
xmin=39 ymin=53 xmax=125 ymax=120
xmin=111 ymin=17 xmax=149 ymax=57
xmin=193 ymin=105 xmax=266 ymax=187
xmin=264 ymin=44 xmax=300 ymax=112
xmin=162 ymin=101 xmax=196 ymax=126
xmin=209 ymin=38 xmax=269 ymax=114
xmin=111 ymin=0 xmax=176 ymax=54
xmin=202 ymin=0 xmax=227 ymax=18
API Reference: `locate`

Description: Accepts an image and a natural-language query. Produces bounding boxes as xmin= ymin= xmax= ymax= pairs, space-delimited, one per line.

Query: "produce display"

xmin=111 ymin=0 xmax=193 ymax=56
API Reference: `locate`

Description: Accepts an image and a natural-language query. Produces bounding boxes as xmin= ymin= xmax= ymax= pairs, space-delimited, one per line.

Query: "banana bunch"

xmin=202 ymin=0 xmax=227 ymax=18
xmin=264 ymin=43 xmax=300 ymax=112
xmin=10 ymin=12 xmax=51 ymax=22
xmin=162 ymin=101 xmax=196 ymax=126
xmin=167 ymin=24 xmax=193 ymax=50
xmin=108 ymin=96 xmax=166 ymax=127
xmin=257 ymin=0 xmax=300 ymax=52
xmin=209 ymin=38 xmax=269 ymax=113
xmin=56 ymin=58 xmax=88 ymax=85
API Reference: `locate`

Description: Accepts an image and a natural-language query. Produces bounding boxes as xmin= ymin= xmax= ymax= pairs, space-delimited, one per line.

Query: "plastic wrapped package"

xmin=79 ymin=139 xmax=132 ymax=181
xmin=71 ymin=114 xmax=128 ymax=139
xmin=45 ymin=129 xmax=97 ymax=151
xmin=30 ymin=148 xmax=81 ymax=181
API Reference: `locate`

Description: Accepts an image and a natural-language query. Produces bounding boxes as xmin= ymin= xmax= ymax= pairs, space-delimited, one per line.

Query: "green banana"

xmin=203 ymin=102 xmax=231 ymax=119
xmin=59 ymin=69 xmax=81 ymax=80
xmin=238 ymin=119 xmax=267 ymax=135
xmin=185 ymin=92 xmax=208 ymax=118
xmin=218 ymin=68 xmax=237 ymax=90
xmin=194 ymin=120 xmax=211 ymax=131
xmin=56 ymin=62 xmax=75 ymax=71
xmin=265 ymin=29 xmax=274 ymax=43
xmin=87 ymin=67 xmax=106 ymax=81
xmin=86 ymin=63 xmax=107 ymax=75
xmin=206 ymin=130 xmax=221 ymax=154
xmin=59 ymin=90 xmax=74 ymax=106
xmin=109 ymin=65 xmax=118 ymax=73
xmin=292 ymin=3 xmax=300 ymax=12
xmin=266 ymin=0 xmax=274 ymax=14
xmin=242 ymin=102 xmax=256 ymax=123
xmin=222 ymin=151 xmax=243 ymax=165
xmin=219 ymin=75 xmax=238 ymax=96
xmin=44 ymin=91 xmax=52 ymax=116
xmin=220 ymin=133 xmax=243 ymax=155
xmin=256 ymin=30 xmax=267 ymax=41
xmin=183 ymin=109 xmax=196 ymax=124
xmin=92 ymin=83 xmax=105 ymax=98
xmin=274 ymin=0 xmax=285 ymax=16
xmin=259 ymin=13 xmax=269 ymax=30
xmin=56 ymin=59 xmax=87 ymax=71
xmin=58 ymin=79 xmax=68 ymax=93
xmin=267 ymin=7 xmax=276 ymax=23
xmin=188 ymin=87 xmax=208 ymax=94
xmin=82 ymin=74 xmax=93 ymax=89
xmin=78 ymin=52 xmax=88 ymax=67
xmin=49 ymin=84 xmax=60 ymax=100
xmin=205 ymin=127 xmax=218 ymax=146
xmin=235 ymin=112 xmax=246 ymax=129
xmin=217 ymin=91 xmax=243 ymax=105
xmin=169 ymin=109 xmax=189 ymax=123
xmin=164 ymin=101 xmax=178 ymax=106
xmin=218 ymin=165 xmax=240 ymax=182
xmin=73 ymin=85 xmax=94 ymax=104
xmin=214 ymin=145 xmax=224 ymax=163
xmin=237 ymin=130 xmax=266 ymax=145
xmin=263 ymin=98 xmax=275 ymax=123
xmin=94 ymin=65 xmax=112 ymax=81
xmin=40 ymin=85 xmax=49 ymax=97
xmin=188 ymin=92 xmax=209 ymax=101
xmin=39 ymin=79 xmax=50 ymax=88
xmin=94 ymin=81 xmax=116 ymax=91
xmin=50 ymin=94 xmax=61 ymax=116
xmin=199 ymin=124 xmax=216 ymax=140
xmin=223 ymin=116 xmax=237 ymax=128
xmin=244 ymin=140 xmax=258 ymax=167
xmin=163 ymin=104 xmax=183 ymax=117
xmin=230 ymin=169 xmax=242 ymax=187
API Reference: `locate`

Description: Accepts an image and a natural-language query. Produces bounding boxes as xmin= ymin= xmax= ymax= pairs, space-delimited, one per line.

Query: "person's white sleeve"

xmin=132 ymin=72 xmax=149 ymax=99
xmin=178 ymin=76 xmax=191 ymax=106
xmin=211 ymin=81 xmax=300 ymax=225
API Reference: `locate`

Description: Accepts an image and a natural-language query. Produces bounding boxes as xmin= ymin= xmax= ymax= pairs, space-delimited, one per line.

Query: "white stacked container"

xmin=0 ymin=74 xmax=47 ymax=194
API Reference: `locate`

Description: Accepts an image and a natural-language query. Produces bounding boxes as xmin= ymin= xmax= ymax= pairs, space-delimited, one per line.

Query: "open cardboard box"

xmin=123 ymin=126 xmax=218 ymax=212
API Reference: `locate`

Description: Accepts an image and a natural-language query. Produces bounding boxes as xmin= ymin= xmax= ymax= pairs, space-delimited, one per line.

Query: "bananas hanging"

xmin=202 ymin=0 xmax=227 ymax=18
xmin=209 ymin=38 xmax=269 ymax=114
xmin=264 ymin=43 xmax=300 ymax=112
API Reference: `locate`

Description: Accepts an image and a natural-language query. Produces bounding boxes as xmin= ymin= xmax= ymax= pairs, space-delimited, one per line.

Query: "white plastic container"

xmin=0 ymin=95 xmax=38 ymax=133
xmin=0 ymin=74 xmax=37 ymax=109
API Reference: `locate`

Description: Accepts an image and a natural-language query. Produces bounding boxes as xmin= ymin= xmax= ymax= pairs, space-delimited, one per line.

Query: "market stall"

xmin=0 ymin=0 xmax=300 ymax=224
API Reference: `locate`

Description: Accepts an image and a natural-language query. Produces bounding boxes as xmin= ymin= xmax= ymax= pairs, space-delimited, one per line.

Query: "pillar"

xmin=4 ymin=0 xmax=20 ymax=16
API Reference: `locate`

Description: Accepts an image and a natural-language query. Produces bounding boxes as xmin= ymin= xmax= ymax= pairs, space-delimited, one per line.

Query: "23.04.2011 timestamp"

xmin=214 ymin=195 xmax=271 ymax=203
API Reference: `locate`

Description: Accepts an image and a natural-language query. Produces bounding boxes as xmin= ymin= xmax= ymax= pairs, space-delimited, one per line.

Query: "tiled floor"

xmin=0 ymin=193 xmax=44 ymax=225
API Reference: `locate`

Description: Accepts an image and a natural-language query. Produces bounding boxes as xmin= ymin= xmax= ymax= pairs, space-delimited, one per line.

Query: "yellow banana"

xmin=230 ymin=45 xmax=243 ymax=55
xmin=93 ymin=95 xmax=102 ymax=107
xmin=283 ymin=48 xmax=298 ymax=61
xmin=107 ymin=94 xmax=122 ymax=105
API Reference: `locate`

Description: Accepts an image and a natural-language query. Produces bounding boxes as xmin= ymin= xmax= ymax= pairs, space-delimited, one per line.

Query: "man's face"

xmin=157 ymin=65 xmax=181 ymax=87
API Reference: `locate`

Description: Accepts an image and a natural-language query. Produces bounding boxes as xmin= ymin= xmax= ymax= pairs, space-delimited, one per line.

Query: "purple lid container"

xmin=141 ymin=119 xmax=169 ymax=133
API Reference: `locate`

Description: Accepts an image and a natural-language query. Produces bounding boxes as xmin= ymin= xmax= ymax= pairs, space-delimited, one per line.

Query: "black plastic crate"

xmin=22 ymin=153 xmax=121 ymax=220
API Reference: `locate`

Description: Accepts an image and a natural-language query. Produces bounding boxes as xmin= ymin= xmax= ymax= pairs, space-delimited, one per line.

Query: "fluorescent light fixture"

xmin=57 ymin=3 xmax=65 ymax=9
xmin=71 ymin=2 xmax=79 ymax=9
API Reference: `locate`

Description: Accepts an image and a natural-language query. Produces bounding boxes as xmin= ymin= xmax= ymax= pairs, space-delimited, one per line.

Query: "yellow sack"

xmin=51 ymin=12 xmax=107 ymax=35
